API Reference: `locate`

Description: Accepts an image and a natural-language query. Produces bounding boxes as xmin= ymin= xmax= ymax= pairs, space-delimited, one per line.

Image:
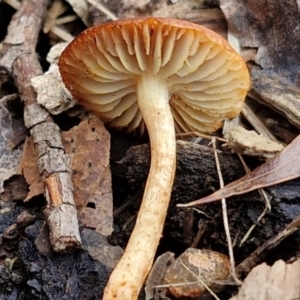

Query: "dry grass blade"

xmin=211 ymin=137 xmax=241 ymax=285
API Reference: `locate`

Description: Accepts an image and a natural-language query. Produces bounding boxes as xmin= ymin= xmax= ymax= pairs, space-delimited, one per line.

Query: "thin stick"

xmin=191 ymin=221 xmax=207 ymax=248
xmin=211 ymin=137 xmax=242 ymax=285
xmin=177 ymin=131 xmax=227 ymax=142
xmin=236 ymin=214 xmax=300 ymax=276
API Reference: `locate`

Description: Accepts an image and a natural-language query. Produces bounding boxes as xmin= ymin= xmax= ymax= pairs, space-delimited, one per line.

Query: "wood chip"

xmin=31 ymin=43 xmax=75 ymax=115
xmin=224 ymin=126 xmax=284 ymax=159
xmin=31 ymin=65 xmax=75 ymax=115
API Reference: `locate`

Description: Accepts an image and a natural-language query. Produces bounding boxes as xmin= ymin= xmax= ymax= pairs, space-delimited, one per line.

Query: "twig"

xmin=191 ymin=221 xmax=207 ymax=248
xmin=122 ymin=214 xmax=137 ymax=231
xmin=113 ymin=191 xmax=142 ymax=218
xmin=177 ymin=131 xmax=227 ymax=142
xmin=192 ymin=208 xmax=214 ymax=219
xmin=236 ymin=215 xmax=300 ymax=277
xmin=0 ymin=0 xmax=81 ymax=251
xmin=211 ymin=137 xmax=242 ymax=285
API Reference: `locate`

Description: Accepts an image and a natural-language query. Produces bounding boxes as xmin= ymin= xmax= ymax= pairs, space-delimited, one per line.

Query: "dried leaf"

xmin=62 ymin=118 xmax=113 ymax=236
xmin=18 ymin=137 xmax=44 ymax=201
xmin=230 ymin=259 xmax=300 ymax=300
xmin=180 ymin=134 xmax=300 ymax=206
xmin=145 ymin=252 xmax=175 ymax=300
xmin=220 ymin=0 xmax=300 ymax=79
xmin=0 ymin=104 xmax=23 ymax=193
xmin=250 ymin=69 xmax=300 ymax=129
xmin=219 ymin=0 xmax=300 ymax=127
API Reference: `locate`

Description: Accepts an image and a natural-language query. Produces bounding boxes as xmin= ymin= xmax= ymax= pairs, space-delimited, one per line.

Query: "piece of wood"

xmin=111 ymin=139 xmax=300 ymax=255
xmin=113 ymin=140 xmax=246 ymax=202
xmin=0 ymin=0 xmax=81 ymax=251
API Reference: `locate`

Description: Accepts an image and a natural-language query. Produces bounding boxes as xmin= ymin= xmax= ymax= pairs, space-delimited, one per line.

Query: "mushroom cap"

xmin=59 ymin=17 xmax=250 ymax=134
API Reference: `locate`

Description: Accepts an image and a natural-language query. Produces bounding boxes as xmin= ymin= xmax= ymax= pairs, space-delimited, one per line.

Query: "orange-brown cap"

xmin=59 ymin=17 xmax=250 ymax=134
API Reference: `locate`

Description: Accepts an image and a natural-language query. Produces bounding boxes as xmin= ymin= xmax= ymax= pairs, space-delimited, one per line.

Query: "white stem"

xmin=103 ymin=75 xmax=176 ymax=299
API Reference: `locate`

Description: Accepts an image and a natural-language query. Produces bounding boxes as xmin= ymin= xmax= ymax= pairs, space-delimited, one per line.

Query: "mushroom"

xmin=59 ymin=17 xmax=250 ymax=300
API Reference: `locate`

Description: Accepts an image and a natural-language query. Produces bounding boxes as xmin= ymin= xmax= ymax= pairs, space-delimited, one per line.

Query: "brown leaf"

xmin=62 ymin=118 xmax=113 ymax=236
xmin=19 ymin=118 xmax=113 ymax=236
xmin=220 ymin=0 xmax=300 ymax=128
xmin=180 ymin=135 xmax=300 ymax=206
xmin=250 ymin=69 xmax=300 ymax=129
xmin=18 ymin=136 xmax=44 ymax=201
xmin=230 ymin=259 xmax=300 ymax=300
xmin=220 ymin=0 xmax=300 ymax=80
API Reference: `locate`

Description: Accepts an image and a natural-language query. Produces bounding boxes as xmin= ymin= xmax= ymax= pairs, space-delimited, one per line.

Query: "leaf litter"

xmin=19 ymin=118 xmax=113 ymax=236
xmin=1 ymin=0 xmax=298 ymax=299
